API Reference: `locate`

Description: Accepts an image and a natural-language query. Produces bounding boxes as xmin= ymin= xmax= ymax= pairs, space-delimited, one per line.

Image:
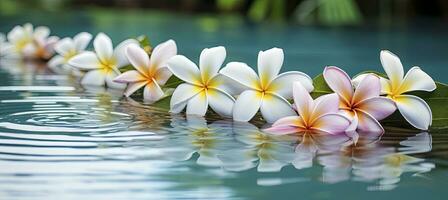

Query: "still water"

xmin=0 ymin=10 xmax=448 ymax=200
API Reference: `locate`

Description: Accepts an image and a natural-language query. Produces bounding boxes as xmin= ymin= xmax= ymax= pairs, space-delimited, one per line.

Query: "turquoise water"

xmin=0 ymin=10 xmax=448 ymax=200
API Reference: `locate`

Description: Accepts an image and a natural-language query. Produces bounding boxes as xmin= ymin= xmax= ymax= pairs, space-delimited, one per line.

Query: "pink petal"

xmin=265 ymin=116 xmax=304 ymax=135
xmin=126 ymin=44 xmax=150 ymax=75
xmin=311 ymin=93 xmax=340 ymax=121
xmin=356 ymin=97 xmax=396 ymax=121
xmin=311 ymin=113 xmax=351 ymax=134
xmin=352 ymin=74 xmax=380 ymax=103
xmin=292 ymin=81 xmax=314 ymax=123
xmin=356 ymin=110 xmax=384 ymax=134
xmin=323 ymin=66 xmax=353 ymax=105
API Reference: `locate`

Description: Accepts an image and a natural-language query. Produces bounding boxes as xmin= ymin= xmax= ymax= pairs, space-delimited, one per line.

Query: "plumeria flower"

xmin=220 ymin=48 xmax=313 ymax=123
xmin=48 ymin=32 xmax=92 ymax=74
xmin=3 ymin=23 xmax=34 ymax=58
xmin=68 ymin=33 xmax=138 ymax=88
xmin=323 ymin=66 xmax=396 ymax=134
xmin=265 ymin=82 xmax=351 ymax=135
xmin=354 ymin=51 xmax=436 ymax=130
xmin=167 ymin=46 xmax=237 ymax=117
xmin=114 ymin=40 xmax=177 ymax=102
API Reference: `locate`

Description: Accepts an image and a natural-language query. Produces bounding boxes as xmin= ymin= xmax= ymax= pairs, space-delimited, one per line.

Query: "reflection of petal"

xmin=399 ymin=132 xmax=432 ymax=154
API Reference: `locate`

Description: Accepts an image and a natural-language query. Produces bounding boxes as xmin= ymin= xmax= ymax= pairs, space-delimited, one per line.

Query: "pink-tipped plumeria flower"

xmin=68 ymin=33 xmax=138 ymax=88
xmin=114 ymin=40 xmax=177 ymax=102
xmin=220 ymin=48 xmax=313 ymax=123
xmin=265 ymin=82 xmax=351 ymax=135
xmin=323 ymin=66 xmax=396 ymax=133
xmin=48 ymin=32 xmax=92 ymax=73
xmin=167 ymin=46 xmax=237 ymax=117
xmin=353 ymin=51 xmax=436 ymax=130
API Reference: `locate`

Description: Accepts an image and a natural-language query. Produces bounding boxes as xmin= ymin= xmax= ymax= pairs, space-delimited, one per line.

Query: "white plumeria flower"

xmin=114 ymin=40 xmax=177 ymax=102
xmin=68 ymin=33 xmax=138 ymax=88
xmin=48 ymin=32 xmax=92 ymax=74
xmin=220 ymin=48 xmax=314 ymax=123
xmin=167 ymin=46 xmax=237 ymax=117
xmin=354 ymin=51 xmax=436 ymax=130
xmin=3 ymin=23 xmax=34 ymax=58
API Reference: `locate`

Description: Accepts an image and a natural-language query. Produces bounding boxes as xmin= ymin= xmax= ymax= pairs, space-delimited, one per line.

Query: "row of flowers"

xmin=0 ymin=23 xmax=437 ymax=137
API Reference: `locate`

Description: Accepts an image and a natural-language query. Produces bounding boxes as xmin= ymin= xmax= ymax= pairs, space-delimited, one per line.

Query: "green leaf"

xmin=164 ymin=76 xmax=184 ymax=88
xmin=137 ymin=35 xmax=151 ymax=47
xmin=119 ymin=64 xmax=134 ymax=73
xmin=310 ymin=73 xmax=332 ymax=98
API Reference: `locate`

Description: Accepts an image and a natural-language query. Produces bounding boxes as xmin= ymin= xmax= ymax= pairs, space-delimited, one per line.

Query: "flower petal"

xmin=123 ymin=81 xmax=147 ymax=97
xmin=399 ymin=66 xmax=436 ymax=93
xmin=268 ymin=71 xmax=313 ymax=99
xmin=54 ymin=38 xmax=74 ymax=55
xmin=258 ymin=48 xmax=283 ymax=87
xmin=167 ymin=55 xmax=201 ymax=85
xmin=380 ymin=50 xmax=404 ymax=89
xmin=73 ymin=32 xmax=92 ymax=52
xmin=323 ymin=66 xmax=353 ymax=105
xmin=352 ymin=73 xmax=392 ymax=95
xmin=395 ymin=95 xmax=432 ymax=130
xmin=33 ymin=26 xmax=50 ymax=39
xmin=208 ymin=88 xmax=235 ymax=118
xmin=154 ymin=67 xmax=172 ymax=86
xmin=170 ymin=83 xmax=202 ymax=113
xmin=260 ymin=93 xmax=296 ymax=123
xmin=186 ymin=90 xmax=209 ymax=116
xmin=220 ymin=62 xmax=260 ymax=90
xmin=150 ymin=39 xmax=177 ymax=70
xmin=68 ymin=52 xmax=100 ymax=70
xmin=233 ymin=90 xmax=262 ymax=122
xmin=208 ymin=74 xmax=245 ymax=96
xmin=356 ymin=97 xmax=396 ymax=120
xmin=93 ymin=33 xmax=113 ymax=64
xmin=105 ymin=72 xmax=126 ymax=89
xmin=143 ymin=81 xmax=165 ymax=102
xmin=126 ymin=44 xmax=150 ymax=75
xmin=48 ymin=55 xmax=65 ymax=69
xmin=312 ymin=113 xmax=351 ymax=134
xmin=265 ymin=116 xmax=304 ymax=135
xmin=356 ymin=110 xmax=384 ymax=134
xmin=292 ymin=81 xmax=314 ymax=123
xmin=114 ymin=70 xmax=146 ymax=83
xmin=113 ymin=39 xmax=139 ymax=68
xmin=81 ymin=70 xmax=106 ymax=86
xmin=311 ymin=93 xmax=340 ymax=121
xmin=199 ymin=46 xmax=226 ymax=83
xmin=352 ymin=74 xmax=380 ymax=104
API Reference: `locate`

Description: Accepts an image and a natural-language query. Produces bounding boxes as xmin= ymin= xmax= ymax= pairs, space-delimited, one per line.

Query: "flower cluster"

xmin=0 ymin=24 xmax=438 ymax=137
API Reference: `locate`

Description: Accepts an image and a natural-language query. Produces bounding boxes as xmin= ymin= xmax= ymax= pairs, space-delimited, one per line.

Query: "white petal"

xmin=106 ymin=72 xmax=126 ymax=89
xmin=170 ymin=83 xmax=202 ymax=113
xmin=220 ymin=62 xmax=260 ymax=90
xmin=150 ymin=39 xmax=177 ymax=70
xmin=323 ymin=66 xmax=354 ymax=104
xmin=258 ymin=48 xmax=283 ymax=87
xmin=312 ymin=113 xmax=351 ymax=134
xmin=54 ymin=38 xmax=74 ymax=55
xmin=68 ymin=51 xmax=100 ymax=70
xmin=352 ymin=73 xmax=391 ymax=95
xmin=154 ymin=67 xmax=172 ymax=86
xmin=113 ymin=70 xmax=146 ymax=83
xmin=48 ymin=55 xmax=65 ymax=69
xmin=380 ymin=50 xmax=404 ymax=88
xmin=395 ymin=95 xmax=432 ymax=130
xmin=113 ymin=39 xmax=139 ymax=68
xmin=233 ymin=90 xmax=262 ymax=122
xmin=81 ymin=70 xmax=106 ymax=86
xmin=268 ymin=71 xmax=313 ymax=99
xmin=167 ymin=55 xmax=201 ymax=85
xmin=73 ymin=32 xmax=92 ymax=51
xmin=124 ymin=81 xmax=147 ymax=97
xmin=311 ymin=93 xmax=340 ymax=120
xmin=186 ymin=91 xmax=209 ymax=116
xmin=199 ymin=46 xmax=226 ymax=83
xmin=260 ymin=93 xmax=296 ymax=123
xmin=208 ymin=74 xmax=245 ymax=96
xmin=399 ymin=66 xmax=436 ymax=93
xmin=356 ymin=97 xmax=396 ymax=121
xmin=126 ymin=44 xmax=150 ymax=74
xmin=352 ymin=74 xmax=381 ymax=103
xmin=208 ymin=88 xmax=235 ymax=118
xmin=143 ymin=81 xmax=165 ymax=103
xmin=93 ymin=33 xmax=113 ymax=63
xmin=33 ymin=26 xmax=50 ymax=39
xmin=356 ymin=111 xmax=384 ymax=134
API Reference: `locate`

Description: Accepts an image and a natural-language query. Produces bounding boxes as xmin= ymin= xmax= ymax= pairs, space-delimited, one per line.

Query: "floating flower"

xmin=68 ymin=33 xmax=138 ymax=88
xmin=265 ymin=82 xmax=351 ymax=135
xmin=48 ymin=32 xmax=92 ymax=74
xmin=167 ymin=46 xmax=237 ymax=117
xmin=323 ymin=66 xmax=396 ymax=134
xmin=220 ymin=48 xmax=313 ymax=123
xmin=114 ymin=40 xmax=177 ymax=102
xmin=354 ymin=51 xmax=436 ymax=130
xmin=3 ymin=23 xmax=34 ymax=58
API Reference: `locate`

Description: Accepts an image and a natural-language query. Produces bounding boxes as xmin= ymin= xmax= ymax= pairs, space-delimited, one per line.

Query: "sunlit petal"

xmin=323 ymin=66 xmax=353 ymax=105
xmin=114 ymin=70 xmax=146 ymax=83
xmin=207 ymin=88 xmax=235 ymax=117
xmin=356 ymin=97 xmax=396 ymax=120
xmin=380 ymin=50 xmax=404 ymax=89
xmin=186 ymin=90 xmax=209 ymax=116
xmin=126 ymin=44 xmax=150 ymax=74
xmin=260 ymin=93 xmax=296 ymax=123
xmin=352 ymin=74 xmax=380 ymax=103
xmin=220 ymin=62 xmax=260 ymax=90
xmin=167 ymin=55 xmax=202 ymax=85
xmin=258 ymin=48 xmax=283 ymax=87
xmin=399 ymin=66 xmax=436 ymax=93
xmin=312 ymin=113 xmax=351 ymax=134
xmin=233 ymin=90 xmax=262 ymax=122
xmin=73 ymin=32 xmax=92 ymax=51
xmin=268 ymin=71 xmax=313 ymax=99
xmin=143 ymin=81 xmax=165 ymax=102
xmin=81 ymin=70 xmax=106 ymax=86
xmin=395 ymin=95 xmax=432 ymax=130
xmin=93 ymin=33 xmax=113 ymax=63
xmin=150 ymin=39 xmax=177 ymax=70
xmin=68 ymin=52 xmax=100 ymax=70
xmin=170 ymin=83 xmax=202 ymax=113
xmin=199 ymin=46 xmax=226 ymax=83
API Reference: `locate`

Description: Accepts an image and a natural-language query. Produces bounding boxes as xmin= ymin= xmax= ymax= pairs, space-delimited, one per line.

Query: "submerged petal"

xmin=258 ymin=48 xmax=283 ymax=87
xmin=380 ymin=50 xmax=404 ymax=89
xmin=233 ymin=90 xmax=262 ymax=122
xmin=395 ymin=95 xmax=432 ymax=130
xmin=186 ymin=90 xmax=209 ymax=116
xmin=199 ymin=46 xmax=226 ymax=83
xmin=399 ymin=66 xmax=436 ymax=93
xmin=268 ymin=71 xmax=313 ymax=99
xmin=220 ymin=62 xmax=260 ymax=90
xmin=207 ymin=88 xmax=235 ymax=118
xmin=260 ymin=93 xmax=296 ymax=123
xmin=167 ymin=55 xmax=201 ymax=85
xmin=93 ymin=33 xmax=113 ymax=63
xmin=323 ymin=66 xmax=353 ymax=105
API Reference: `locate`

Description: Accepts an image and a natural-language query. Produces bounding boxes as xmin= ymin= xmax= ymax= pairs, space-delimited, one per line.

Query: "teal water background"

xmin=0 ymin=10 xmax=447 ymax=200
